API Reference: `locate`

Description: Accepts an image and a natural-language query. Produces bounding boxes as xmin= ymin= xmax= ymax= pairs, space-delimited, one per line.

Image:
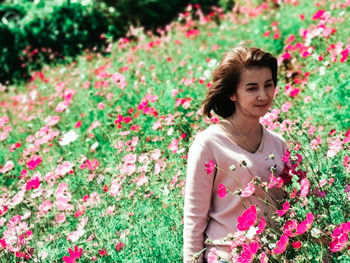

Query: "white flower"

xmin=245 ymin=226 xmax=258 ymax=239
xmin=91 ymin=142 xmax=99 ymax=151
xmin=59 ymin=130 xmax=78 ymax=146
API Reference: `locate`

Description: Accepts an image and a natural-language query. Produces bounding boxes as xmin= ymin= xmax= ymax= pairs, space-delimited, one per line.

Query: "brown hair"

xmin=202 ymin=46 xmax=278 ymax=118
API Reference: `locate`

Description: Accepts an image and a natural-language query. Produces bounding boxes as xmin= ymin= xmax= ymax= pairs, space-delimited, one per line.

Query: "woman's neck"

xmin=226 ymin=114 xmax=261 ymax=136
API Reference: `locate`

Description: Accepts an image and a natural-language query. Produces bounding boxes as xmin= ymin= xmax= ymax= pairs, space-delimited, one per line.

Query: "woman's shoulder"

xmin=191 ymin=124 xmax=224 ymax=147
xmin=263 ymin=127 xmax=287 ymax=149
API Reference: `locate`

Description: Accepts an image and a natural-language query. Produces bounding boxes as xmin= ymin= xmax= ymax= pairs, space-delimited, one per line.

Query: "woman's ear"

xmin=229 ymin=94 xmax=237 ymax=102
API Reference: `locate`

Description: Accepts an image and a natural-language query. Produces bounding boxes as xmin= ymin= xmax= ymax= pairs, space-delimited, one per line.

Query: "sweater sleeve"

xmin=183 ymin=141 xmax=215 ymax=263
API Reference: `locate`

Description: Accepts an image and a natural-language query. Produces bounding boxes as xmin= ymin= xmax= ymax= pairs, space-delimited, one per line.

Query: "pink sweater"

xmin=183 ymin=122 xmax=287 ymax=262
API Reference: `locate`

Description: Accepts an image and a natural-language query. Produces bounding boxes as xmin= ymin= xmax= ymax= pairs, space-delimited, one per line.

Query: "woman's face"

xmin=229 ymin=67 xmax=275 ymax=119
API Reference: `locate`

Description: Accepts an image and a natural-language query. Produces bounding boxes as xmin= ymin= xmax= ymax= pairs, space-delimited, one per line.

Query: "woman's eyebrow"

xmin=245 ymin=79 xmax=273 ymax=86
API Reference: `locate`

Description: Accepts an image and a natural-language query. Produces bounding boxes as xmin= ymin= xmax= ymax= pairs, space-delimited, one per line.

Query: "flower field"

xmin=0 ymin=0 xmax=350 ymax=262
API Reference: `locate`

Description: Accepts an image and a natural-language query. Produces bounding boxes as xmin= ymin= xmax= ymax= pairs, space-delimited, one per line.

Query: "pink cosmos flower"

xmin=268 ymin=173 xmax=283 ymax=189
xmin=299 ymin=178 xmax=310 ymax=197
xmin=207 ymin=247 xmax=219 ymax=263
xmin=238 ymin=241 xmax=259 ymax=263
xmin=276 ymin=201 xmax=290 ymax=216
xmin=0 ymin=160 xmax=15 ymax=173
xmin=217 ymin=184 xmax=226 ymax=198
xmin=312 ymin=9 xmax=325 ymax=20
xmin=282 ymin=150 xmax=290 ymax=163
xmin=296 ymin=213 xmax=314 ymax=235
xmin=237 ymin=206 xmax=257 ymax=231
xmin=62 ymin=245 xmax=82 ymax=263
xmin=241 ymin=182 xmax=255 ymax=197
xmin=56 ymin=161 xmax=73 ymax=177
xmin=281 ymin=102 xmax=292 ymax=112
xmin=259 ymin=252 xmax=268 ymax=263
xmin=205 ymin=160 xmax=216 ymax=175
xmin=39 ymin=200 xmax=53 ymax=214
xmin=55 ymin=101 xmax=69 ymax=112
xmin=27 ymin=156 xmax=42 ymax=170
xmin=329 ymin=231 xmax=348 ymax=253
xmin=55 ymin=212 xmax=66 ymax=224
xmin=273 ymin=234 xmax=289 ymax=254
xmin=115 ymin=242 xmax=125 ymax=251
xmin=283 ymin=220 xmax=298 ymax=237
xmin=26 ymin=177 xmax=40 ymax=191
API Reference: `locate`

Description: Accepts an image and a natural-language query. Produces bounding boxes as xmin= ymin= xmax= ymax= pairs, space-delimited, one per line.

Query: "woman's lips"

xmin=255 ymin=103 xmax=268 ymax=107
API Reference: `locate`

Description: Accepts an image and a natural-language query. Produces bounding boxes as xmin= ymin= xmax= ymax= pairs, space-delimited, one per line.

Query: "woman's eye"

xmin=265 ymin=84 xmax=274 ymax=88
xmin=247 ymin=87 xmax=257 ymax=91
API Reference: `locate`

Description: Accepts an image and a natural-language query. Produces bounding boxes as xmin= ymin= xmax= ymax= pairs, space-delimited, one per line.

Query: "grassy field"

xmin=1 ymin=1 xmax=350 ymax=262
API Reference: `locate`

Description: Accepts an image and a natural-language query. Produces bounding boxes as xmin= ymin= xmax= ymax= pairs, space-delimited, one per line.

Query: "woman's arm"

xmin=183 ymin=142 xmax=215 ymax=263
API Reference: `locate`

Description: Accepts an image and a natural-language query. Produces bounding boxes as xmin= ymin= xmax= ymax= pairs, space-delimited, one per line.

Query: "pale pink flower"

xmin=97 ymin=102 xmax=105 ymax=109
xmin=55 ymin=213 xmax=66 ymax=224
xmin=134 ymin=174 xmax=149 ymax=186
xmin=110 ymin=179 xmax=122 ymax=197
xmin=55 ymin=101 xmax=69 ymax=112
xmin=241 ymin=182 xmax=255 ymax=197
xmin=0 ymin=160 xmax=14 ymax=173
xmin=150 ymin=149 xmax=161 ymax=160
xmin=45 ymin=115 xmax=60 ymax=126
xmin=111 ymin=73 xmax=127 ymax=89
xmin=167 ymin=138 xmax=179 ymax=153
xmin=281 ymin=102 xmax=292 ymax=112
xmin=106 ymin=206 xmax=115 ymax=215
xmin=123 ymin=154 xmax=137 ymax=164
xmin=207 ymin=247 xmax=219 ymax=263
xmin=259 ymin=252 xmax=268 ymax=263
xmin=39 ymin=200 xmax=53 ymax=214
xmin=55 ymin=161 xmax=73 ymax=177
xmin=300 ymin=178 xmax=310 ymax=197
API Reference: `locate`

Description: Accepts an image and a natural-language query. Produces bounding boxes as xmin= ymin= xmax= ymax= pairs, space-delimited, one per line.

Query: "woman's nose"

xmin=257 ymin=88 xmax=268 ymax=100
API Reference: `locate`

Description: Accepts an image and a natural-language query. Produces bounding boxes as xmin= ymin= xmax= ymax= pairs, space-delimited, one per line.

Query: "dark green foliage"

xmin=0 ymin=0 xmax=231 ymax=85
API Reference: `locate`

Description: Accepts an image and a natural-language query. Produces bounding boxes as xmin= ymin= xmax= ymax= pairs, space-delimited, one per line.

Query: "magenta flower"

xmin=237 ymin=206 xmax=257 ymax=231
xmin=329 ymin=232 xmax=348 ymax=253
xmin=296 ymin=213 xmax=314 ymax=235
xmin=27 ymin=155 xmax=42 ymax=170
xmin=273 ymin=234 xmax=289 ymax=254
xmin=283 ymin=220 xmax=298 ymax=237
xmin=26 ymin=177 xmax=40 ymax=191
xmin=257 ymin=216 xmax=266 ymax=235
xmin=292 ymin=241 xmax=302 ymax=249
xmin=62 ymin=245 xmax=82 ymax=263
xmin=217 ymin=184 xmax=226 ymax=198
xmin=276 ymin=201 xmax=290 ymax=217
xmin=204 ymin=160 xmax=216 ymax=175
xmin=238 ymin=241 xmax=259 ymax=263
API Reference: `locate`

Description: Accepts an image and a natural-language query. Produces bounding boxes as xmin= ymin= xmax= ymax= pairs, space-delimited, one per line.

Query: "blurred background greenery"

xmin=0 ymin=0 xmax=234 ymax=85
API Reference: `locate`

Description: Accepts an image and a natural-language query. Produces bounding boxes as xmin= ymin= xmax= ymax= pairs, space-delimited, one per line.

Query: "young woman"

xmin=183 ymin=46 xmax=287 ymax=262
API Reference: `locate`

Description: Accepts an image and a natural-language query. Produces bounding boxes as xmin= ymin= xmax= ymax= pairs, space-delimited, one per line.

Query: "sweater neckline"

xmin=214 ymin=123 xmax=265 ymax=155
